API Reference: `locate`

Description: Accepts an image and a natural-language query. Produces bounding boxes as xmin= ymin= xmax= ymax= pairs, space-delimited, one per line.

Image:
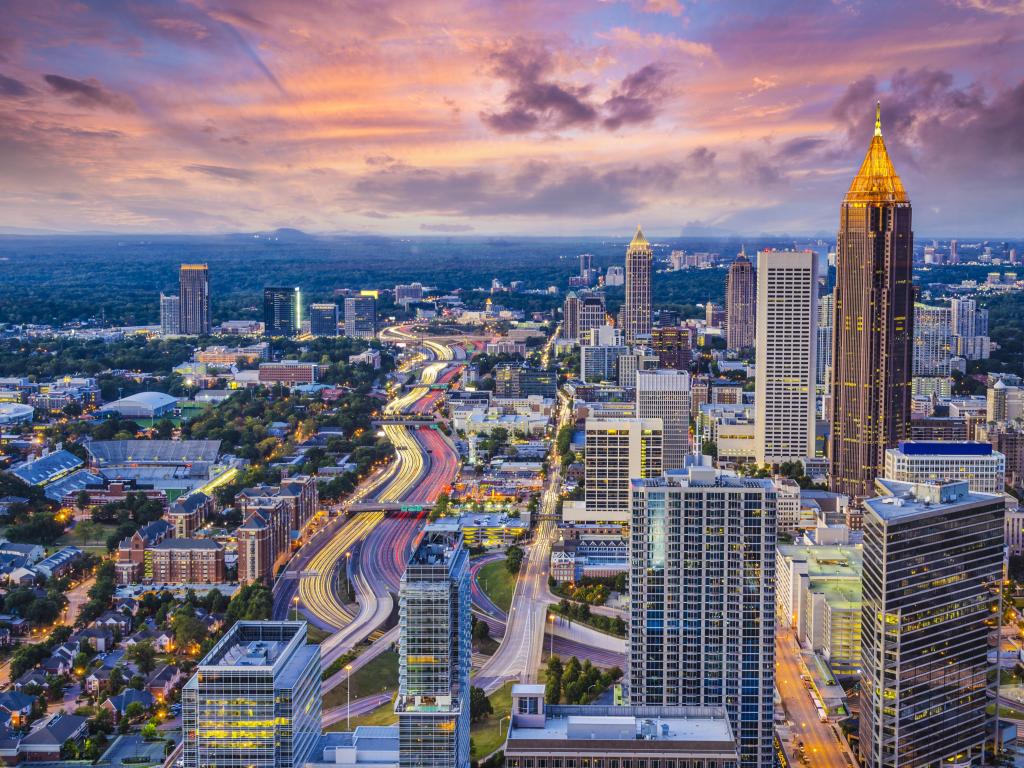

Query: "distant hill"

xmin=244 ymin=227 xmax=318 ymax=242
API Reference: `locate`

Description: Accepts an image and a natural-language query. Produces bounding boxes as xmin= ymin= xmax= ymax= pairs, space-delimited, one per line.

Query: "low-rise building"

xmin=149 ymin=539 xmax=225 ymax=584
xmin=505 ymin=687 xmax=739 ymax=768
xmin=883 ymin=440 xmax=1006 ymax=495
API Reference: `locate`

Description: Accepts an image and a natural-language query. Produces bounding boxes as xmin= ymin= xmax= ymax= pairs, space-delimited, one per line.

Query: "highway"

xmin=775 ymin=626 xmax=854 ymax=768
xmin=298 ymin=511 xmax=384 ymax=629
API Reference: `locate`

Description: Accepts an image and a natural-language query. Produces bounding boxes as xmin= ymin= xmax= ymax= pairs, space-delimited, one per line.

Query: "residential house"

xmin=18 ymin=713 xmax=88 ymax=762
xmin=102 ymin=689 xmax=154 ymax=723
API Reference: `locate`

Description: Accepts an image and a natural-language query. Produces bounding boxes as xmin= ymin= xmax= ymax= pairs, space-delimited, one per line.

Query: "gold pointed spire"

xmin=845 ymin=102 xmax=908 ymax=204
xmin=629 ymin=224 xmax=649 ymax=249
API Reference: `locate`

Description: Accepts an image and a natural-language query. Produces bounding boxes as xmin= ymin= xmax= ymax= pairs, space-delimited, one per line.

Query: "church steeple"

xmin=845 ymin=102 xmax=908 ymax=204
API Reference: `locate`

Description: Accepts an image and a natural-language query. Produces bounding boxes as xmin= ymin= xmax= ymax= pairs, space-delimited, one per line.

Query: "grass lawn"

xmin=471 ymin=683 xmax=513 ymax=761
xmin=1000 ymin=668 xmax=1024 ymax=686
xmin=477 ymin=561 xmax=516 ymax=614
xmin=58 ymin=522 xmax=118 ymax=553
xmin=323 ymin=651 xmax=399 ymax=709
xmin=325 ymin=699 xmax=397 ymax=732
xmin=988 ymin=702 xmax=1024 ymax=719
xmin=306 ymin=625 xmax=331 ymax=645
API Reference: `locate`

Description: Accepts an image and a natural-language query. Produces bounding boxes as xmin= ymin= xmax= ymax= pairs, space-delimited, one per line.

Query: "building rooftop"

xmin=197 ymin=621 xmax=306 ymax=671
xmin=633 ymin=467 xmax=773 ymax=491
xmin=98 ymin=391 xmax=177 ymax=413
xmin=777 ymin=544 xmax=863 ymax=579
xmin=152 ymin=538 xmax=222 ymax=551
xmin=507 ymin=705 xmax=736 ymax=756
xmin=867 ymin=479 xmax=999 ymax=522
xmin=11 ymin=449 xmax=83 ymax=486
xmin=87 ymin=440 xmax=221 ymax=464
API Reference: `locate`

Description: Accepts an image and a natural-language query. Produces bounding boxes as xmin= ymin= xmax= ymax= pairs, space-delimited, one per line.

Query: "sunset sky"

xmin=1 ymin=0 xmax=1022 ymax=236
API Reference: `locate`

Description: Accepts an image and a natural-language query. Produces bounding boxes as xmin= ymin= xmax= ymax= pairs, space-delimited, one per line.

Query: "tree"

xmin=124 ymin=701 xmax=147 ymax=722
xmin=75 ymin=520 xmax=102 ymax=546
xmin=141 ymin=722 xmax=158 ymax=740
xmin=469 ymin=686 xmax=493 ymax=723
xmin=172 ymin=613 xmax=205 ymax=651
xmin=472 ymin=617 xmax=490 ymax=643
xmin=505 ymin=545 xmax=524 ymax=575
xmin=127 ymin=641 xmax=157 ymax=675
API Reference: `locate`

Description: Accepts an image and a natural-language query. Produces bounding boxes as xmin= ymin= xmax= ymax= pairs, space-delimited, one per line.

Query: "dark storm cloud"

xmin=832 ymin=68 xmax=1024 ymax=179
xmin=480 ymin=41 xmax=598 ymax=134
xmin=481 ymin=40 xmax=672 ymax=135
xmin=43 ymin=74 xmax=134 ymax=112
xmin=185 ymin=164 xmax=257 ymax=181
xmin=0 ymin=73 xmax=30 ymax=97
xmin=603 ymin=63 xmax=669 ymax=130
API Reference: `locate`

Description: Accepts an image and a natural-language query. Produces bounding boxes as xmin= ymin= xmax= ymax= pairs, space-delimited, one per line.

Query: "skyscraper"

xmin=263 ymin=286 xmax=301 ymax=337
xmin=562 ymin=291 xmax=581 ymax=341
xmin=829 ymin=105 xmax=913 ymax=500
xmin=912 ymin=302 xmax=952 ymax=376
xmin=950 ymin=298 xmax=990 ymax=360
xmin=860 ymin=479 xmax=1003 ymax=768
xmin=182 ymin=621 xmax=320 ymax=768
xmin=725 ymin=248 xmax=756 ymax=349
xmin=651 ymin=326 xmax=692 ymax=370
xmin=179 ymin=264 xmax=210 ymax=336
xmin=584 ymin=417 xmax=663 ymax=522
xmin=623 ymin=225 xmax=652 ymax=343
xmin=159 ymin=293 xmax=181 ymax=336
xmin=754 ymin=250 xmax=817 ymax=466
xmin=630 ymin=466 xmax=776 ymax=767
xmin=309 ymin=302 xmax=339 ymax=337
xmin=816 ymin=292 xmax=834 ymax=388
xmin=344 ymin=295 xmax=377 ymax=338
xmin=577 ymin=293 xmax=606 ymax=345
xmin=636 ymin=370 xmax=691 ymax=471
xmin=396 ymin=526 xmax=471 ymax=768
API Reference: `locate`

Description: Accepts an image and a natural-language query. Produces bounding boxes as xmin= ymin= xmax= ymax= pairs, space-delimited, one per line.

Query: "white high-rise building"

xmin=160 ymin=293 xmax=181 ymax=337
xmin=816 ymin=292 xmax=833 ymax=388
xmin=636 ymin=370 xmax=691 ymax=471
xmin=912 ymin=302 xmax=952 ymax=376
xmin=754 ymin=250 xmax=817 ymax=466
xmin=950 ymin=298 xmax=990 ymax=360
xmin=584 ymin=418 xmax=663 ymax=522
xmin=630 ymin=465 xmax=776 ymax=767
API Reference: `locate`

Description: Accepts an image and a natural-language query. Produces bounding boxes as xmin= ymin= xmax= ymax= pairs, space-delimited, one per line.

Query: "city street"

xmin=775 ymin=627 xmax=855 ymax=768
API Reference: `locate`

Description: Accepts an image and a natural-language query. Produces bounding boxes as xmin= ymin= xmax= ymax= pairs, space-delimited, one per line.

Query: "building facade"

xmin=629 ymin=467 xmax=776 ymax=767
xmin=635 ymin=370 xmax=691 ymax=471
xmin=344 ymin=296 xmax=377 ymax=338
xmin=182 ymin=621 xmax=320 ymax=768
xmin=149 ymin=538 xmax=225 ymax=584
xmin=494 ymin=364 xmax=557 ymax=399
xmin=160 ymin=293 xmax=181 ymax=336
xmin=623 ymin=226 xmax=652 ymax=344
xmin=829 ymin=106 xmax=914 ymax=500
xmin=912 ymin=303 xmax=952 ymax=377
xmin=395 ymin=527 xmax=471 ymax=768
xmin=883 ymin=441 xmax=1006 ymax=495
xmin=263 ymin=287 xmax=302 ymax=337
xmin=754 ymin=250 xmax=817 ymax=466
xmin=725 ymin=249 xmax=756 ymax=349
xmin=651 ymin=326 xmax=692 ymax=370
xmin=179 ymin=264 xmax=211 ymax=336
xmin=860 ymin=480 xmax=1003 ymax=768
xmin=584 ymin=418 xmax=663 ymax=523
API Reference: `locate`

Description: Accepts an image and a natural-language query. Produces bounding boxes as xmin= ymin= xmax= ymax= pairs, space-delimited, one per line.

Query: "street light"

xmin=548 ymin=613 xmax=556 ymax=658
xmin=293 ymin=595 xmax=300 ymax=622
xmin=346 ymin=664 xmax=354 ymax=730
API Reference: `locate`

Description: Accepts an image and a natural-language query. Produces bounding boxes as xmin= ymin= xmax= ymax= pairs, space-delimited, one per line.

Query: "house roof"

xmin=21 ymin=713 xmax=87 ymax=745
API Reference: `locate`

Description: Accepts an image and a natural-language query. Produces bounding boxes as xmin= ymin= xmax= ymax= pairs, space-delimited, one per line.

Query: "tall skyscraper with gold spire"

xmin=829 ymin=104 xmax=914 ymax=502
xmin=623 ymin=225 xmax=652 ymax=343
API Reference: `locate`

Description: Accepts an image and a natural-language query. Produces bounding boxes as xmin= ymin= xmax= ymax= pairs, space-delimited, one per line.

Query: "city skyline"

xmin=1 ymin=1 xmax=1022 ymax=237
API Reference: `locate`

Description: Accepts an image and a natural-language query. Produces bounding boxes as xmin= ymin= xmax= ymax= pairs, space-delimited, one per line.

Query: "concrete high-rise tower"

xmin=179 ymin=264 xmax=211 ymax=336
xmin=829 ymin=104 xmax=913 ymax=500
xmin=623 ymin=225 xmax=652 ymax=343
xmin=636 ymin=370 xmax=691 ymax=471
xmin=160 ymin=293 xmax=181 ymax=337
xmin=754 ymin=250 xmax=817 ymax=466
xmin=630 ymin=466 xmax=776 ymax=767
xmin=562 ymin=291 xmax=582 ymax=341
xmin=725 ymin=248 xmax=756 ymax=349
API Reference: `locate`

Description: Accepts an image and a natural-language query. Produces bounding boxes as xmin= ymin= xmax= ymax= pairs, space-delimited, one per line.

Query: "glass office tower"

xmin=396 ymin=526 xmax=471 ymax=768
xmin=182 ymin=621 xmax=320 ymax=768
